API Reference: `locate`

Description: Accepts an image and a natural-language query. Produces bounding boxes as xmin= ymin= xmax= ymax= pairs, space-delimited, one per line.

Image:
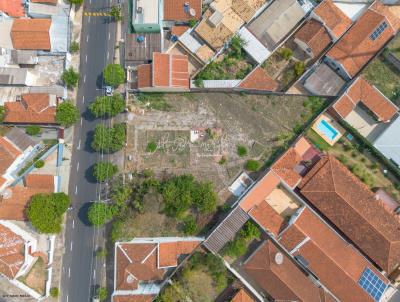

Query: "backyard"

xmin=18 ymin=257 xmax=47 ymax=296
xmin=305 ymin=129 xmax=400 ymax=200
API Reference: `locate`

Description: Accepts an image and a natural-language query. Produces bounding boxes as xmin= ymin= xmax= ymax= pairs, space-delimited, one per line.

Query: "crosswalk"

xmin=84 ymin=11 xmax=111 ymax=16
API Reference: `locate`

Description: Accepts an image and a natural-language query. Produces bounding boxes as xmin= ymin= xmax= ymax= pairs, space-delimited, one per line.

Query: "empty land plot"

xmin=126 ymin=93 xmax=328 ymax=194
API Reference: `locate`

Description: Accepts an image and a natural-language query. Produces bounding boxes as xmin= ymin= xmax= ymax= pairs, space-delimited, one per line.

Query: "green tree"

xmin=294 ymin=61 xmax=305 ymax=76
xmin=50 ymin=287 xmax=59 ymax=298
xmin=26 ymin=193 xmax=70 ymax=233
xmin=92 ymin=123 xmax=126 ymax=153
xmin=103 ymin=64 xmax=125 ymax=87
xmin=182 ymin=216 xmax=198 ymax=235
xmin=34 ymin=159 xmax=45 ymax=169
xmin=61 ymin=67 xmax=79 ymax=89
xmin=68 ymin=0 xmax=83 ymax=4
xmin=0 ymin=106 xmax=5 ymax=122
xmin=237 ymin=145 xmax=248 ymax=157
xmin=192 ymin=182 xmax=217 ymax=214
xmin=56 ymin=101 xmax=80 ymax=127
xmin=110 ymin=6 xmax=122 ymax=21
xmin=280 ymin=47 xmax=293 ymax=60
xmin=161 ymin=175 xmax=195 ymax=218
xmin=26 ymin=125 xmax=41 ymax=136
xmin=146 ymin=141 xmax=157 ymax=153
xmin=245 ymin=159 xmax=261 ymax=171
xmin=88 ymin=202 xmax=116 ymax=226
xmin=69 ymin=41 xmax=80 ymax=54
xmin=111 ymin=183 xmax=132 ymax=205
xmin=93 ymin=162 xmax=118 ymax=182
xmin=188 ymin=19 xmax=197 ymax=27
xmin=88 ymin=94 xmax=125 ymax=118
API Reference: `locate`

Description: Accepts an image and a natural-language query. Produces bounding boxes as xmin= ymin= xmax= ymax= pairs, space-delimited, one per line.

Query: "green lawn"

xmin=362 ymin=56 xmax=400 ymax=105
xmin=305 ymin=129 xmax=332 ymax=151
xmin=388 ymin=35 xmax=400 ymax=59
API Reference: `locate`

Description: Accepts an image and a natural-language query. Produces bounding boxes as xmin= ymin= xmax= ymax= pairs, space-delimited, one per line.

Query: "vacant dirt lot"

xmin=125 ymin=92 xmax=326 ymax=198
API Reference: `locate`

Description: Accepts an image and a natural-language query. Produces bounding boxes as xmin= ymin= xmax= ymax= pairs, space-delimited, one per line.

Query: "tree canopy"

xmin=110 ymin=6 xmax=122 ymax=21
xmin=61 ymin=67 xmax=79 ymax=89
xmin=27 ymin=193 xmax=70 ymax=233
xmin=56 ymin=101 xmax=80 ymax=127
xmin=91 ymin=123 xmax=126 ymax=153
xmin=93 ymin=162 xmax=118 ymax=182
xmin=88 ymin=94 xmax=125 ymax=118
xmin=88 ymin=202 xmax=116 ymax=226
xmin=103 ymin=64 xmax=125 ymax=87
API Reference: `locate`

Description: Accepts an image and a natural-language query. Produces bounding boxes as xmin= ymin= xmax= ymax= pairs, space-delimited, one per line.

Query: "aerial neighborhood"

xmin=1 ymin=0 xmax=400 ymax=302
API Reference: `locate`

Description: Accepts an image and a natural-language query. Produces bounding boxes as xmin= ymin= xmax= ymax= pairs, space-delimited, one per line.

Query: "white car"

xmin=105 ymin=86 xmax=113 ymax=96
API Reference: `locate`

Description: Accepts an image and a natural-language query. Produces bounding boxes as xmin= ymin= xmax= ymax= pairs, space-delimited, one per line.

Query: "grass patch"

xmin=305 ymin=129 xmax=331 ymax=151
xmin=146 ymin=141 xmax=157 ymax=153
xmin=236 ymin=145 xmax=248 ymax=157
xmin=137 ymin=93 xmax=172 ymax=111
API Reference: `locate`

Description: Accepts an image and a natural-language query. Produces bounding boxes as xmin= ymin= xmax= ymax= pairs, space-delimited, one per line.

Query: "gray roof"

xmin=125 ymin=33 xmax=161 ymax=66
xmin=247 ymin=0 xmax=306 ymax=50
xmin=5 ymin=127 xmax=36 ymax=151
xmin=50 ymin=15 xmax=68 ymax=53
xmin=10 ymin=50 xmax=38 ymax=65
xmin=373 ymin=114 xmax=400 ymax=166
xmin=0 ymin=68 xmax=36 ymax=85
xmin=304 ymin=63 xmax=345 ymax=96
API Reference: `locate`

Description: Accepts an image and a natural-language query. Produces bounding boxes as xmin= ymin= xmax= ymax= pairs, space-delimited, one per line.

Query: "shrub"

xmin=294 ymin=61 xmax=305 ymax=76
xmin=192 ymin=182 xmax=217 ymax=214
xmin=93 ymin=162 xmax=118 ymax=182
xmin=240 ymin=221 xmax=261 ymax=240
xmin=56 ymin=101 xmax=80 ymax=127
xmin=280 ymin=47 xmax=293 ymax=60
xmin=97 ymin=287 xmax=108 ymax=301
xmin=50 ymin=287 xmax=59 ymax=298
xmin=87 ymin=202 xmax=116 ymax=226
xmin=188 ymin=19 xmax=197 ymax=27
xmin=26 ymin=125 xmax=41 ymax=136
xmin=224 ymin=238 xmax=247 ymax=257
xmin=237 ymin=145 xmax=248 ymax=157
xmin=146 ymin=141 xmax=157 ymax=153
xmin=34 ymin=159 xmax=45 ymax=169
xmin=61 ymin=67 xmax=79 ymax=89
xmin=103 ymin=64 xmax=125 ymax=87
xmin=92 ymin=123 xmax=126 ymax=153
xmin=110 ymin=5 xmax=122 ymax=21
xmin=89 ymin=94 xmax=125 ymax=118
xmin=218 ymin=156 xmax=227 ymax=165
xmin=245 ymin=159 xmax=261 ymax=171
xmin=68 ymin=0 xmax=83 ymax=4
xmin=0 ymin=106 xmax=5 ymax=122
xmin=182 ymin=216 xmax=198 ymax=235
xmin=96 ymin=247 xmax=107 ymax=258
xmin=69 ymin=41 xmax=79 ymax=54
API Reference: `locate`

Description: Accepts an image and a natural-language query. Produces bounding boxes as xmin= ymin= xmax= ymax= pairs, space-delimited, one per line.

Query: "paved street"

xmin=61 ymin=1 xmax=116 ymax=301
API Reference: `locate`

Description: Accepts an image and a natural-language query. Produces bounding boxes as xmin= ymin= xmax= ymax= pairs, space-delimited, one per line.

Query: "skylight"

xmin=358 ymin=268 xmax=387 ymax=301
xmin=370 ymin=22 xmax=388 ymax=41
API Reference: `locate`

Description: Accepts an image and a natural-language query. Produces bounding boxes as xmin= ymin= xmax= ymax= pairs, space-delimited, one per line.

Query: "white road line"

xmin=86 ymin=35 xmax=89 ymax=42
xmin=70 ymin=242 xmax=73 ymax=251
xmin=83 ymin=75 xmax=86 ymax=83
xmin=88 ymin=16 xmax=91 ymax=23
xmin=82 ymin=96 xmax=85 ymax=103
xmin=72 ymin=219 xmax=75 ymax=229
xmin=108 ymin=32 xmax=111 ymax=40
xmin=75 ymin=185 xmax=78 ymax=195
xmin=85 ymin=55 xmax=88 ymax=62
xmin=77 ymin=139 xmax=81 ymax=150
xmin=107 ymin=51 xmax=109 ymax=60
xmin=80 ymin=117 xmax=83 ymax=126
xmin=93 ymin=269 xmax=96 ymax=279
xmin=68 ymin=267 xmax=71 ymax=278
xmin=66 ymin=295 xmax=69 ymax=302
xmin=76 ymin=162 xmax=80 ymax=171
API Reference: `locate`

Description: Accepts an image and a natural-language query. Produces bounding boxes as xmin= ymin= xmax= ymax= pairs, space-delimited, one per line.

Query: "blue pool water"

xmin=317 ymin=120 xmax=339 ymax=141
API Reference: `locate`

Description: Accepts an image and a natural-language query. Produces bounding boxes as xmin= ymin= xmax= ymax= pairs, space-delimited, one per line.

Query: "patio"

xmin=265 ymin=187 xmax=301 ymax=218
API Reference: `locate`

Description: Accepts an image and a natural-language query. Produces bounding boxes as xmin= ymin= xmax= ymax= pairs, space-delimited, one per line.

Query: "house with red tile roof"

xmin=333 ymin=76 xmax=398 ymax=123
xmin=136 ymin=53 xmax=190 ymax=91
xmin=163 ymin=0 xmax=202 ymax=21
xmin=298 ymin=154 xmax=400 ymax=275
xmin=325 ymin=1 xmax=400 ymax=79
xmin=238 ymin=67 xmax=279 ymax=91
xmin=11 ymin=19 xmax=51 ymax=50
xmin=112 ymin=237 xmax=202 ymax=302
xmin=311 ymin=0 xmax=352 ymax=40
xmin=4 ymin=93 xmax=58 ymax=125
xmin=230 ymin=288 xmax=255 ymax=302
xmin=0 ymin=0 xmax=25 ymax=17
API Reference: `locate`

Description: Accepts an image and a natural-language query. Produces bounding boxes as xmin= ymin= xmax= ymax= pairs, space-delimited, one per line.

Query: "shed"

xmin=373 ymin=114 xmax=400 ymax=166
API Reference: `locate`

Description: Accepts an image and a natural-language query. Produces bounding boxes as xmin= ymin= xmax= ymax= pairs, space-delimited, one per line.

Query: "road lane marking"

xmin=80 ymin=117 xmax=83 ymax=125
xmin=82 ymin=96 xmax=85 ymax=104
xmin=72 ymin=219 xmax=75 ymax=229
xmin=87 ymin=35 xmax=89 ymax=42
xmin=68 ymin=267 xmax=71 ymax=278
xmin=93 ymin=269 xmax=96 ymax=279
xmin=108 ymin=32 xmax=111 ymax=40
xmin=88 ymin=16 xmax=91 ymax=23
xmin=75 ymin=186 xmax=78 ymax=195
xmin=70 ymin=242 xmax=73 ymax=251
xmin=83 ymin=75 xmax=86 ymax=83
xmin=66 ymin=295 xmax=69 ymax=302
xmin=85 ymin=55 xmax=88 ymax=62
xmin=76 ymin=162 xmax=80 ymax=171
xmin=77 ymin=139 xmax=81 ymax=150
xmin=107 ymin=51 xmax=109 ymax=60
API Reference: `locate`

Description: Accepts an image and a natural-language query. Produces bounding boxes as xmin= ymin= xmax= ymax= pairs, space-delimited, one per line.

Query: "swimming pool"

xmin=316 ymin=119 xmax=339 ymax=141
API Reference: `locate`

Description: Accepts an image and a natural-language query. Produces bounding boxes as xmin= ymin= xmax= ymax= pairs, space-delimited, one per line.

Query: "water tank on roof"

xmin=190 ymin=8 xmax=196 ymax=17
xmin=171 ymin=35 xmax=178 ymax=42
xmin=136 ymin=35 xmax=145 ymax=43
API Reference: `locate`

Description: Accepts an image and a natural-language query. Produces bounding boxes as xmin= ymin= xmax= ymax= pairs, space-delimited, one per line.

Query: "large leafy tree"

xmin=192 ymin=182 xmax=217 ymax=214
xmin=61 ymin=67 xmax=80 ymax=89
xmin=87 ymin=202 xmax=116 ymax=226
xmin=89 ymin=94 xmax=125 ymax=118
xmin=56 ymin=101 xmax=80 ymax=127
xmin=103 ymin=64 xmax=125 ymax=87
xmin=91 ymin=123 xmax=126 ymax=152
xmin=93 ymin=162 xmax=118 ymax=182
xmin=27 ymin=193 xmax=70 ymax=233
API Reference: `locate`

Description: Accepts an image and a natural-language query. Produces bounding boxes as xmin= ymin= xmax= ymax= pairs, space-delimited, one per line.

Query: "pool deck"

xmin=312 ymin=114 xmax=345 ymax=146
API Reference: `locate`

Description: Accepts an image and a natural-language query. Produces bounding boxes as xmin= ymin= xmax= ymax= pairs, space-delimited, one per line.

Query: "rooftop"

xmin=125 ymin=33 xmax=161 ymax=66
xmin=163 ymin=0 xmax=202 ymax=21
xmin=238 ymin=66 xmax=279 ymax=91
xmin=298 ymin=154 xmax=400 ymax=274
xmin=0 ymin=0 xmax=24 ymax=17
xmin=373 ymin=114 xmax=400 ymax=166
xmin=4 ymin=127 xmax=35 ymax=151
xmin=333 ymin=77 xmax=398 ymax=122
xmin=231 ymin=288 xmax=255 ymax=302
xmin=0 ymin=136 xmax=22 ymax=176
xmin=0 ymin=223 xmax=25 ymax=279
xmin=295 ymin=19 xmax=331 ymax=58
xmin=11 ymin=19 xmax=51 ymax=50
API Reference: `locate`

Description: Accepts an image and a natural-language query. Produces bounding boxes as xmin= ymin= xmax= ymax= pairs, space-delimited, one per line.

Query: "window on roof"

xmin=370 ymin=22 xmax=388 ymax=41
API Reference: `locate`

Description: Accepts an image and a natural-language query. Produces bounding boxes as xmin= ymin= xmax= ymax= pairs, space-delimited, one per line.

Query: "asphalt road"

xmin=61 ymin=1 xmax=116 ymax=301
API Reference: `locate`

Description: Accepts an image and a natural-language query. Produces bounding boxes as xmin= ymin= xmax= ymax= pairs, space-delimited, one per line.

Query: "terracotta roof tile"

xmin=249 ymin=201 xmax=286 ymax=236
xmin=31 ymin=0 xmax=58 ymax=4
xmin=158 ymin=240 xmax=199 ymax=267
xmin=4 ymin=93 xmax=57 ymax=124
xmin=113 ymin=295 xmax=155 ymax=302
xmin=294 ymin=137 xmax=312 ymax=157
xmin=11 ymin=19 xmax=51 ymax=50
xmin=279 ymin=208 xmax=389 ymax=302
xmin=152 ymin=53 xmax=189 ymax=89
xmin=24 ymin=174 xmax=54 ymax=189
xmin=239 ymin=67 xmax=279 ymax=91
xmin=239 ymin=172 xmax=280 ymax=212
xmin=137 ymin=64 xmax=152 ymax=89
xmin=0 ymin=224 xmax=25 ymax=279
xmin=271 ymin=148 xmax=302 ymax=188
xmin=313 ymin=0 xmax=352 ymax=38
xmin=231 ymin=288 xmax=254 ymax=302
xmin=0 ymin=0 xmax=24 ymax=17
xmin=243 ymin=240 xmax=324 ymax=302
xmin=299 ymin=155 xmax=400 ymax=274
xmin=333 ymin=94 xmax=354 ymax=118
xmin=164 ymin=0 xmax=202 ymax=21
xmin=171 ymin=26 xmax=190 ymax=37
xmin=327 ymin=3 xmax=398 ymax=78
xmin=0 ymin=136 xmax=22 ymax=175
xmin=295 ymin=19 xmax=331 ymax=58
